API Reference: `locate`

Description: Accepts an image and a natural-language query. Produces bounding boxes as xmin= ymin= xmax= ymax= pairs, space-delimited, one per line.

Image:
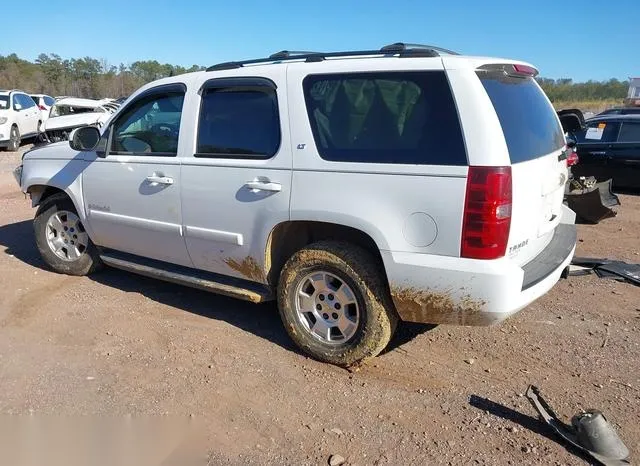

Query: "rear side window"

xmin=196 ymin=88 xmax=280 ymax=158
xmin=618 ymin=121 xmax=640 ymax=142
xmin=478 ymin=73 xmax=564 ymax=163
xmin=303 ymin=71 xmax=467 ymax=165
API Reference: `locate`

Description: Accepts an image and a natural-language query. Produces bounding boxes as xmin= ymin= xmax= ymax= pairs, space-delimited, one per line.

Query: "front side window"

xmin=303 ymin=71 xmax=467 ymax=165
xmin=18 ymin=94 xmax=36 ymax=109
xmin=196 ymin=87 xmax=280 ymax=158
xmin=576 ymin=121 xmax=620 ymax=143
xmin=110 ymin=91 xmax=184 ymax=155
xmin=617 ymin=121 xmax=640 ymax=142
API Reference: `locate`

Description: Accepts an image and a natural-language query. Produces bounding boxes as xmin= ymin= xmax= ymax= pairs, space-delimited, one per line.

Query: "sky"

xmin=4 ymin=0 xmax=638 ymax=82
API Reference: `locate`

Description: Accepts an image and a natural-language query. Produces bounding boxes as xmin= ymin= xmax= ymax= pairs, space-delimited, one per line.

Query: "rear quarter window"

xmin=303 ymin=71 xmax=467 ymax=165
xmin=478 ymin=73 xmax=564 ymax=163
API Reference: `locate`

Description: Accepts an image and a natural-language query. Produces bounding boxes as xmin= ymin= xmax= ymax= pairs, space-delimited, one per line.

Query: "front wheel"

xmin=277 ymin=241 xmax=397 ymax=367
xmin=7 ymin=126 xmax=20 ymax=152
xmin=34 ymin=194 xmax=102 ymax=276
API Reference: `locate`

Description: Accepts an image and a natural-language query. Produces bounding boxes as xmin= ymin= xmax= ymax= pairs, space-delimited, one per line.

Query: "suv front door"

xmin=14 ymin=93 xmax=39 ymax=135
xmin=180 ymin=73 xmax=292 ymax=283
xmin=81 ymin=84 xmax=193 ymax=267
xmin=574 ymin=120 xmax=620 ymax=181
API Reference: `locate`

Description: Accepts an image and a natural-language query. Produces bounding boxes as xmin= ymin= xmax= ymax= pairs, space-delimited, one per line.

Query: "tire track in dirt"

xmin=1 ymin=276 xmax=75 ymax=327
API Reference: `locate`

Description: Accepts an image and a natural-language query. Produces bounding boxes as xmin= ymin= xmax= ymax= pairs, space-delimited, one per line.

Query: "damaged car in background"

xmin=42 ymin=98 xmax=120 ymax=142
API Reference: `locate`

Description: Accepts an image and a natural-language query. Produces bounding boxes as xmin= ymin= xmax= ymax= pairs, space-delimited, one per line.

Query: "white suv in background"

xmin=29 ymin=94 xmax=56 ymax=122
xmin=0 ymin=89 xmax=43 ymax=151
xmin=15 ymin=43 xmax=577 ymax=366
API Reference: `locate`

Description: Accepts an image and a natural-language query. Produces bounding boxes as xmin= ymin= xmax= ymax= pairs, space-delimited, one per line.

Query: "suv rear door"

xmin=180 ymin=72 xmax=292 ymax=283
xmin=472 ymin=65 xmax=569 ymax=267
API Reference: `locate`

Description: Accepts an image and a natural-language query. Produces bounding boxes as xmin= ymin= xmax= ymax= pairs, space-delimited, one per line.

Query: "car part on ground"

xmin=569 ymin=257 xmax=640 ymax=286
xmin=564 ymin=177 xmax=620 ymax=224
xmin=526 ymin=385 xmax=630 ymax=466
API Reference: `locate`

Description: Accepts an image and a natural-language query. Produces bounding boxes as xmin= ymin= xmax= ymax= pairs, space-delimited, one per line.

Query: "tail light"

xmin=567 ymin=149 xmax=579 ymax=167
xmin=38 ymin=105 xmax=46 ymax=110
xmin=461 ymin=166 xmax=512 ymax=260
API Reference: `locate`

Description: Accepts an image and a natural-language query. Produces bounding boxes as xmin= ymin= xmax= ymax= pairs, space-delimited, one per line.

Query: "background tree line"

xmin=0 ymin=52 xmax=631 ymax=103
xmin=0 ymin=53 xmax=205 ymax=99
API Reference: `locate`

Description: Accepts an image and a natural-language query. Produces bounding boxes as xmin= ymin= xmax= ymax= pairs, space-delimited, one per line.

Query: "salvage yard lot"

xmin=0 ymin=148 xmax=638 ymax=465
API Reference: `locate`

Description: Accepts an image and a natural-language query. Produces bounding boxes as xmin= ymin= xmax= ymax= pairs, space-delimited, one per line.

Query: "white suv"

xmin=0 ymin=89 xmax=43 ymax=151
xmin=15 ymin=44 xmax=576 ymax=366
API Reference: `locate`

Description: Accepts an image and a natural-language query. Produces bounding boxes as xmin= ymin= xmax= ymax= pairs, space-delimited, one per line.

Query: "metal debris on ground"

xmin=569 ymin=257 xmax=640 ymax=286
xmin=525 ymin=385 xmax=630 ymax=466
xmin=564 ymin=177 xmax=620 ymax=224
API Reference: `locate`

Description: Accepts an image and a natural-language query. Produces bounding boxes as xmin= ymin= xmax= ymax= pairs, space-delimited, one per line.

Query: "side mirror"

xmin=69 ymin=126 xmax=101 ymax=152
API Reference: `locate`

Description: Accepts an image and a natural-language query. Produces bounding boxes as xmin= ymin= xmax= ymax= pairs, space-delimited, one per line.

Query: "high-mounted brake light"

xmin=512 ymin=64 xmax=538 ymax=76
xmin=461 ymin=166 xmax=512 ymax=260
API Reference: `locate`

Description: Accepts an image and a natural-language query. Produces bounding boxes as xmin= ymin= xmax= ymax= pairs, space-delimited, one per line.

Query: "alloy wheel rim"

xmin=294 ymin=271 xmax=360 ymax=344
xmin=45 ymin=210 xmax=89 ymax=261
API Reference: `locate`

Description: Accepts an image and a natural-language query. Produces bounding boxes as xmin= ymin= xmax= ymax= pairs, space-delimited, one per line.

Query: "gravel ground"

xmin=0 ymin=145 xmax=638 ymax=465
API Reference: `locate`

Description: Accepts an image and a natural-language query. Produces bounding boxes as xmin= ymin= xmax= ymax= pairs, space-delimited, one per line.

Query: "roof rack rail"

xmin=206 ymin=42 xmax=458 ymax=71
xmin=380 ymin=42 xmax=460 ymax=56
xmin=268 ymin=50 xmax=321 ymax=60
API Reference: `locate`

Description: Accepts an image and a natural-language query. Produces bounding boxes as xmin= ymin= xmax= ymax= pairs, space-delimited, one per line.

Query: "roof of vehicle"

xmin=127 ymin=44 xmax=536 ymax=101
xmin=586 ymin=114 xmax=640 ymax=122
xmin=53 ymin=97 xmax=113 ymax=108
xmin=0 ymin=89 xmax=26 ymax=95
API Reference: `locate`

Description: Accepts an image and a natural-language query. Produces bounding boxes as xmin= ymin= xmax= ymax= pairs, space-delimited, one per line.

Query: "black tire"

xmin=7 ymin=125 xmax=20 ymax=152
xmin=277 ymin=241 xmax=398 ymax=367
xmin=33 ymin=193 xmax=102 ymax=276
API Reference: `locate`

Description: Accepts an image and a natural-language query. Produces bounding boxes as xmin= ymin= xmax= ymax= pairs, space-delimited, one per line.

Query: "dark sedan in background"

xmin=570 ymin=114 xmax=640 ymax=190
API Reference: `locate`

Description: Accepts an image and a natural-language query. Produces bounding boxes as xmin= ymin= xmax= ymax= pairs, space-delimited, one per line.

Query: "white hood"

xmin=44 ymin=112 xmax=108 ymax=131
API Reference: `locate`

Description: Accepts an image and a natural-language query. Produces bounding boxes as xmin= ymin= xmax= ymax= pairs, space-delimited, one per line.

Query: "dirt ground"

xmin=0 ymin=145 xmax=638 ymax=465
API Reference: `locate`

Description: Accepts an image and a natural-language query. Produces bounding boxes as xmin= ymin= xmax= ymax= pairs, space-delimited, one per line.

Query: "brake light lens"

xmin=461 ymin=166 xmax=512 ymax=260
xmin=512 ymin=64 xmax=538 ymax=76
xmin=567 ymin=149 xmax=579 ymax=167
xmin=38 ymin=105 xmax=46 ymax=110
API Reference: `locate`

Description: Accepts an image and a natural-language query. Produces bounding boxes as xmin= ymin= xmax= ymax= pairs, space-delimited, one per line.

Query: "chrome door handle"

xmin=591 ymin=151 xmax=607 ymax=156
xmin=145 ymin=175 xmax=174 ymax=186
xmin=245 ymin=180 xmax=282 ymax=192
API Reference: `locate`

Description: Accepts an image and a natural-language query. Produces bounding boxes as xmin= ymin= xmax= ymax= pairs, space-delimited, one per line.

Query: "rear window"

xmin=44 ymin=96 xmax=55 ymax=106
xmin=478 ymin=73 xmax=564 ymax=163
xmin=30 ymin=95 xmax=40 ymax=104
xmin=303 ymin=71 xmax=467 ymax=165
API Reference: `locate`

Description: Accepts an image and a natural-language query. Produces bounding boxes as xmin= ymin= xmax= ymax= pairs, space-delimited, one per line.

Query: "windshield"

xmin=50 ymin=105 xmax=104 ymax=118
xmin=478 ymin=72 xmax=565 ymax=163
xmin=0 ymin=96 xmax=9 ymax=110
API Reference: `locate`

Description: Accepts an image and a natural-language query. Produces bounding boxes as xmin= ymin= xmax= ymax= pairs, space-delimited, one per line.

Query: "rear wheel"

xmin=7 ymin=126 xmax=20 ymax=152
xmin=34 ymin=194 xmax=102 ymax=276
xmin=277 ymin=241 xmax=397 ymax=367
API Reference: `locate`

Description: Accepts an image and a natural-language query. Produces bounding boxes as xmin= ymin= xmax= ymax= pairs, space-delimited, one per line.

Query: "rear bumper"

xmin=383 ymin=213 xmax=577 ymax=326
